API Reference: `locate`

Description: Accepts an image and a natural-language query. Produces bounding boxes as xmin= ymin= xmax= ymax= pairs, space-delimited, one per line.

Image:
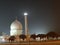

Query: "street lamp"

xmin=24 ymin=12 xmax=28 ymax=35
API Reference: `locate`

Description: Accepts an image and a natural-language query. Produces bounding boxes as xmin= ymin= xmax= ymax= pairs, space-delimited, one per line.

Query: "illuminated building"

xmin=10 ymin=19 xmax=23 ymax=36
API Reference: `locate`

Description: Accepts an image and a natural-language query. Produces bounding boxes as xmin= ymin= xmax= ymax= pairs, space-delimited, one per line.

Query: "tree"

xmin=37 ymin=34 xmax=46 ymax=39
xmin=19 ymin=34 xmax=26 ymax=41
xmin=9 ymin=36 xmax=15 ymax=42
xmin=46 ymin=31 xmax=59 ymax=40
xmin=46 ymin=31 xmax=58 ymax=38
xmin=30 ymin=34 xmax=37 ymax=40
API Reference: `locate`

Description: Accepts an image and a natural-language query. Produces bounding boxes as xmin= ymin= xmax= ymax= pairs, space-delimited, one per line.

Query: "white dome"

xmin=10 ymin=19 xmax=22 ymax=30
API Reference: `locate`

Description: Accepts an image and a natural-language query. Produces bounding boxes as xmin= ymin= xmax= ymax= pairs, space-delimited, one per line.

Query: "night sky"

xmin=0 ymin=0 xmax=60 ymax=35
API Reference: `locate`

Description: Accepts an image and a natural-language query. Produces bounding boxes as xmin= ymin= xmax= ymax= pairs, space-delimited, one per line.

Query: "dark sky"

xmin=0 ymin=0 xmax=60 ymax=35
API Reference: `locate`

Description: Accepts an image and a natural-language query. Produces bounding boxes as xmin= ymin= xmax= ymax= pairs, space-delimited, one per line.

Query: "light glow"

xmin=24 ymin=12 xmax=28 ymax=15
xmin=0 ymin=36 xmax=6 ymax=42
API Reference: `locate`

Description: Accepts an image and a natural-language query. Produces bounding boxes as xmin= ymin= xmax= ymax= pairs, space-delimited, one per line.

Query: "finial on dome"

xmin=15 ymin=17 xmax=18 ymax=21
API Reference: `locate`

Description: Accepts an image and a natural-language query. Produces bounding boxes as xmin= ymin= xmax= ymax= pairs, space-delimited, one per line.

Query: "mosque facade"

xmin=10 ymin=19 xmax=23 ymax=36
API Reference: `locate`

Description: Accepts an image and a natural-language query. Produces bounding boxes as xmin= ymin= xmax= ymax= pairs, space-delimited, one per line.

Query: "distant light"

xmin=24 ymin=12 xmax=28 ymax=15
xmin=2 ymin=38 xmax=5 ymax=42
xmin=0 ymin=36 xmax=6 ymax=42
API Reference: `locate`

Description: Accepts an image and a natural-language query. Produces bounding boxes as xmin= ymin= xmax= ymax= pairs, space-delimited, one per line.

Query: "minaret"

xmin=24 ymin=12 xmax=28 ymax=35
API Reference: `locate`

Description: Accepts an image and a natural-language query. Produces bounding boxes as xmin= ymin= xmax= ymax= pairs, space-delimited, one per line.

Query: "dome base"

xmin=10 ymin=30 xmax=23 ymax=36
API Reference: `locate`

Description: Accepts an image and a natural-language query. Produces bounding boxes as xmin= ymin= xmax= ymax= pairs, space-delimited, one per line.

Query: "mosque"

xmin=0 ymin=17 xmax=30 ymax=42
xmin=10 ymin=19 xmax=23 ymax=36
xmin=10 ymin=12 xmax=29 ymax=36
xmin=0 ymin=13 xmax=60 ymax=42
xmin=0 ymin=13 xmax=30 ymax=42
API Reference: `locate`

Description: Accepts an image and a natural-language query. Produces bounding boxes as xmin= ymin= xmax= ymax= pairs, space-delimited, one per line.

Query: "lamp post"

xmin=24 ymin=12 xmax=28 ymax=35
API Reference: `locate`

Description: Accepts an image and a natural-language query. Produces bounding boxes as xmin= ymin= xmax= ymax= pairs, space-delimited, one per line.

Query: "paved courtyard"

xmin=0 ymin=40 xmax=60 ymax=45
